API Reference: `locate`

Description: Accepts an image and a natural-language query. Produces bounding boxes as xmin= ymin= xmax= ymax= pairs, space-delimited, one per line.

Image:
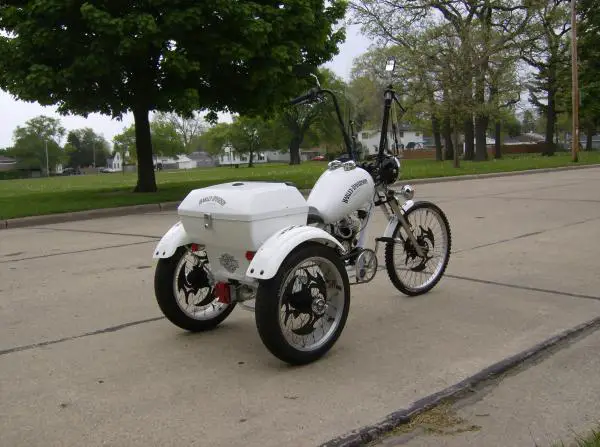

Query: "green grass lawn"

xmin=1 ymin=151 xmax=599 ymax=220
xmin=553 ymin=428 xmax=600 ymax=447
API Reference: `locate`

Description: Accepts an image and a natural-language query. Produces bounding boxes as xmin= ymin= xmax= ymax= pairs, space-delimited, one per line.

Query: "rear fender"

xmin=152 ymin=221 xmax=192 ymax=259
xmin=246 ymin=225 xmax=345 ymax=280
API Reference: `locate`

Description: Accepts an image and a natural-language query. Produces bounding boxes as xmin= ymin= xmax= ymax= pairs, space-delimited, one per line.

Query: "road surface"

xmin=1 ymin=167 xmax=600 ymax=447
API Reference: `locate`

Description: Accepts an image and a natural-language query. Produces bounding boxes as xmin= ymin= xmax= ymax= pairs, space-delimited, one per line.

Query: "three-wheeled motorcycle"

xmin=152 ymin=59 xmax=452 ymax=365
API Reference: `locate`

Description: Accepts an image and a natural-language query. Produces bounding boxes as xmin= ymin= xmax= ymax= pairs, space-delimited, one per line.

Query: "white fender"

xmin=383 ymin=199 xmax=415 ymax=238
xmin=152 ymin=221 xmax=192 ymax=259
xmin=246 ymin=225 xmax=345 ymax=280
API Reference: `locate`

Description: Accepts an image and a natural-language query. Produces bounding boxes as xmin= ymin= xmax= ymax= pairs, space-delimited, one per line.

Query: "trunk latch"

xmin=203 ymin=213 xmax=212 ymax=229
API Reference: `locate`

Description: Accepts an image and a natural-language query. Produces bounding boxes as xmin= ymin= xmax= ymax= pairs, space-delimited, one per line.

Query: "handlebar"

xmin=288 ymin=83 xmax=404 ymax=164
xmin=289 ymin=88 xmax=319 ymax=106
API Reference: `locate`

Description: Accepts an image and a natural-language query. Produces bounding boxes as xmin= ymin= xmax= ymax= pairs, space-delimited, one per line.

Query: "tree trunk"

xmin=543 ymin=74 xmax=557 ymax=156
xmin=474 ymin=115 xmax=489 ymax=161
xmin=248 ymin=149 xmax=254 ymax=167
xmin=289 ymin=135 xmax=302 ymax=165
xmin=133 ymin=106 xmax=157 ymax=192
xmin=432 ymin=115 xmax=443 ymax=161
xmin=463 ymin=116 xmax=475 ymax=160
xmin=494 ymin=121 xmax=502 ymax=159
xmin=442 ymin=118 xmax=454 ymax=160
xmin=452 ymin=127 xmax=460 ymax=168
xmin=586 ymin=124 xmax=594 ymax=151
xmin=474 ymin=6 xmax=490 ymax=162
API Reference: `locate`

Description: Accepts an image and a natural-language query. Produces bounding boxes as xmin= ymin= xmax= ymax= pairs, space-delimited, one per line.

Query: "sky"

xmin=0 ymin=24 xmax=372 ymax=150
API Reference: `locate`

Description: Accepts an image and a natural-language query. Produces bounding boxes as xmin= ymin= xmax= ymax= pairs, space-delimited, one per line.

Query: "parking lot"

xmin=1 ymin=167 xmax=600 ymax=447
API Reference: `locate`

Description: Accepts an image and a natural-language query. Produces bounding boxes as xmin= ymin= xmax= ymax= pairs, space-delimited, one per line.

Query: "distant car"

xmin=311 ymin=155 xmax=326 ymax=161
xmin=62 ymin=167 xmax=82 ymax=175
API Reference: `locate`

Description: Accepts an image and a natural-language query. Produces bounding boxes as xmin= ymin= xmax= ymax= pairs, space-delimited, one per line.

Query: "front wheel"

xmin=385 ymin=201 xmax=452 ymax=296
xmin=254 ymin=242 xmax=350 ymax=365
xmin=154 ymin=247 xmax=236 ymax=332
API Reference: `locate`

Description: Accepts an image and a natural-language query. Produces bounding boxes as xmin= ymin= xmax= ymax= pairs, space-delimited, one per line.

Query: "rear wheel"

xmin=385 ymin=201 xmax=451 ymax=296
xmin=254 ymin=243 xmax=350 ymax=365
xmin=154 ymin=247 xmax=236 ymax=331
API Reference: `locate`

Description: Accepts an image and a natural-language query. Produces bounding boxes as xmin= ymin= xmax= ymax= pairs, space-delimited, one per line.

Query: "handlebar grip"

xmin=289 ymin=92 xmax=313 ymax=106
xmin=289 ymin=87 xmax=320 ymax=106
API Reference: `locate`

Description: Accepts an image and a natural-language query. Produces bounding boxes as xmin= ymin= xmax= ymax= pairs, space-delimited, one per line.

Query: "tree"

xmin=0 ymin=0 xmax=346 ymax=192
xmin=150 ymin=117 xmax=186 ymax=157
xmin=200 ymin=123 xmax=233 ymax=157
xmin=351 ymin=0 xmax=533 ymax=162
xmin=65 ymin=128 xmax=110 ymax=168
xmin=113 ymin=125 xmax=137 ymax=164
xmin=153 ymin=112 xmax=208 ymax=150
xmin=346 ymin=75 xmax=383 ymax=132
xmin=227 ymin=116 xmax=276 ymax=167
xmin=578 ymin=0 xmax=600 ymax=150
xmin=522 ymin=109 xmax=537 ymax=133
xmin=10 ymin=115 xmax=66 ymax=173
xmin=275 ymin=68 xmax=348 ymax=164
xmin=521 ymin=0 xmax=571 ymax=155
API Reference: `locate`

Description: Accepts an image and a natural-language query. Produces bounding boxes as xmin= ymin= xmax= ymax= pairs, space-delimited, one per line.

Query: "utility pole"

xmin=45 ymin=139 xmax=50 ymax=177
xmin=93 ymin=141 xmax=96 ymax=169
xmin=571 ymin=0 xmax=579 ymax=162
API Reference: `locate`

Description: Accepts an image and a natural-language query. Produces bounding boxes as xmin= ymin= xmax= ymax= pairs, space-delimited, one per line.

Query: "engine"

xmin=329 ymin=209 xmax=369 ymax=252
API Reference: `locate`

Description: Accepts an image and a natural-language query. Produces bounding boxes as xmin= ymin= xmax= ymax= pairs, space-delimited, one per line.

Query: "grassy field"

xmin=1 ymin=151 xmax=599 ymax=220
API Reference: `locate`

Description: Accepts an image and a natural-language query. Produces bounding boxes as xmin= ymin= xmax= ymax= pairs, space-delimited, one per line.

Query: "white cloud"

xmin=0 ymin=25 xmax=370 ymax=149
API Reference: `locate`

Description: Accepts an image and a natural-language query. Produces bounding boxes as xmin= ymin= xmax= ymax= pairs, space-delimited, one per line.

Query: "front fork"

xmin=375 ymin=188 xmax=426 ymax=258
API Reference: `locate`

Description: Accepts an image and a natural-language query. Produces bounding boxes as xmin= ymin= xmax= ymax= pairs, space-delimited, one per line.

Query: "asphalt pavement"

xmin=1 ymin=167 xmax=600 ymax=447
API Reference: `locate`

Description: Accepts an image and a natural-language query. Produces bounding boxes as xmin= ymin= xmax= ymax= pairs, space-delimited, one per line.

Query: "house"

xmin=264 ymin=150 xmax=290 ymax=163
xmin=217 ymin=146 xmax=267 ymax=166
xmin=0 ymin=155 xmax=16 ymax=172
xmin=188 ymin=151 xmax=217 ymax=167
xmin=358 ymin=125 xmax=425 ymax=156
xmin=154 ymin=154 xmax=196 ymax=170
xmin=106 ymin=152 xmax=122 ymax=171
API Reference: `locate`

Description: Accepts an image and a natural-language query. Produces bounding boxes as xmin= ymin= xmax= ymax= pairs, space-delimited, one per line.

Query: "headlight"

xmin=399 ymin=185 xmax=414 ymax=200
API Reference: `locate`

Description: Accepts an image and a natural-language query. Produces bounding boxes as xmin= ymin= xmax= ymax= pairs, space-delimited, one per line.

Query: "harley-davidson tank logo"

xmin=342 ymin=179 xmax=368 ymax=204
xmin=199 ymin=195 xmax=226 ymax=206
xmin=219 ymin=253 xmax=239 ymax=273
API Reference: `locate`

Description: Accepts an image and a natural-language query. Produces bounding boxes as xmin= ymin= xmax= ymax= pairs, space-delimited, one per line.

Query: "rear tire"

xmin=154 ymin=247 xmax=236 ymax=332
xmin=254 ymin=243 xmax=350 ymax=365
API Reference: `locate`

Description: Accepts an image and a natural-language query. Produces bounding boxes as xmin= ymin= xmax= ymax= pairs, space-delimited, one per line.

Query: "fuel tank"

xmin=307 ymin=163 xmax=375 ymax=223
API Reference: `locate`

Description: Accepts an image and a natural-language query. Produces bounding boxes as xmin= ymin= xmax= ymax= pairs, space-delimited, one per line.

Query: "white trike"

xmin=152 ymin=62 xmax=451 ymax=365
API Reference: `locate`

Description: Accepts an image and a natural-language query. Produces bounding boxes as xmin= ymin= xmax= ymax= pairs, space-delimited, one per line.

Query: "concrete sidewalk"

xmin=1 ymin=167 xmax=599 ymax=447
xmin=376 ymin=326 xmax=600 ymax=446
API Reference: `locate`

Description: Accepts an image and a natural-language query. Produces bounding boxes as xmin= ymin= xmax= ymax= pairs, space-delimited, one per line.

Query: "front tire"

xmin=385 ymin=201 xmax=451 ymax=296
xmin=154 ymin=247 xmax=236 ymax=332
xmin=254 ymin=242 xmax=350 ymax=365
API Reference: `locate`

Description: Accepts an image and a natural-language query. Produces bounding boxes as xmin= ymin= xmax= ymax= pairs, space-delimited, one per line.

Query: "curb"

xmin=319 ymin=315 xmax=600 ymax=447
xmin=3 ymin=203 xmax=164 ymax=229
xmin=2 ymin=163 xmax=599 ymax=230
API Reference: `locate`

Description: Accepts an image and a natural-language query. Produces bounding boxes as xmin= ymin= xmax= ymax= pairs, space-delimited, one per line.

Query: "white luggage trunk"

xmin=177 ymin=181 xmax=309 ymax=282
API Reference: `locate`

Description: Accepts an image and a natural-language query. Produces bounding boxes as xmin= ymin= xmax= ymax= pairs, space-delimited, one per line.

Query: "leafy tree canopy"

xmin=10 ymin=115 xmax=66 ymax=171
xmin=65 ymin=128 xmax=110 ymax=168
xmin=0 ymin=0 xmax=347 ymax=191
xmin=112 ymin=115 xmax=187 ymax=162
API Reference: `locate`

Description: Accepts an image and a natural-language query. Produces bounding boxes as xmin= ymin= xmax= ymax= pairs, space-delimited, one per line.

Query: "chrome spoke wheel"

xmin=254 ymin=243 xmax=350 ymax=365
xmin=385 ymin=202 xmax=451 ymax=296
xmin=277 ymin=256 xmax=345 ymax=352
xmin=172 ymin=250 xmax=230 ymax=321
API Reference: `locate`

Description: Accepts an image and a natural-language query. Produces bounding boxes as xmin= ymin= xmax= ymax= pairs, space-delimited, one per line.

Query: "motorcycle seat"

xmin=307 ymin=206 xmax=325 ymax=224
